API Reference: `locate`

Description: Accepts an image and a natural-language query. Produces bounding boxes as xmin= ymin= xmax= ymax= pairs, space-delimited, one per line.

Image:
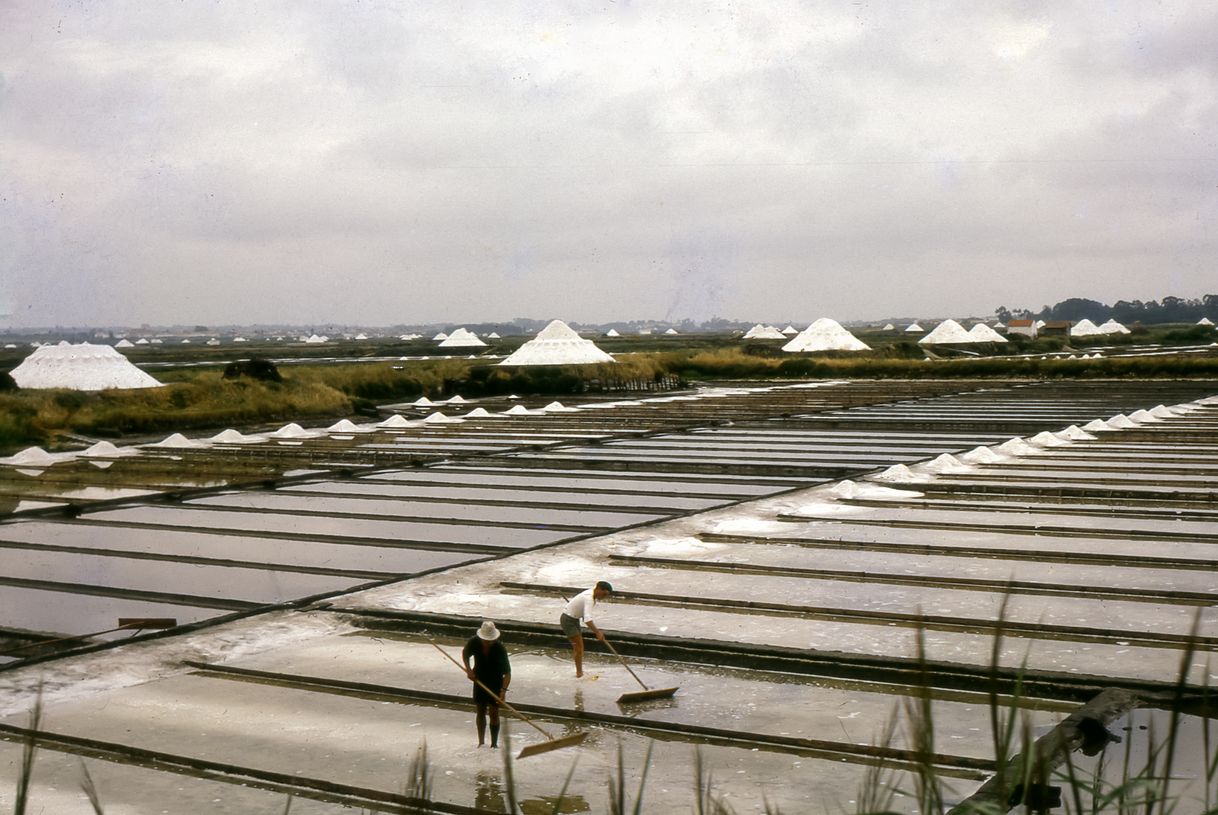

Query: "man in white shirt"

xmin=559 ymin=581 xmax=614 ymax=678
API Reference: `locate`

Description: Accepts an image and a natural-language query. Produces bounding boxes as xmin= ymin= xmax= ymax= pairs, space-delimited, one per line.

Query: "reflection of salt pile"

xmin=781 ymin=318 xmax=870 ymax=352
xmin=499 ymin=320 xmax=615 ymax=366
xmin=10 ymin=343 xmax=163 ymax=391
xmin=438 ymin=328 xmax=487 ymax=348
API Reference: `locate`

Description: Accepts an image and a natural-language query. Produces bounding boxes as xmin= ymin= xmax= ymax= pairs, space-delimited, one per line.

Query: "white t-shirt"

xmin=563 ymin=589 xmax=597 ymax=623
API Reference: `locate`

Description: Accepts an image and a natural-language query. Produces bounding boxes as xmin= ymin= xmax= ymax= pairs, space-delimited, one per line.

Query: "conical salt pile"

xmin=1069 ymin=319 xmax=1103 ymax=337
xmin=10 ymin=343 xmax=163 ymax=391
xmin=377 ymin=414 xmax=413 ymax=428
xmin=782 ymin=318 xmax=871 ymax=353
xmin=748 ymin=325 xmax=786 ymax=339
xmin=1097 ymin=319 xmax=1130 ymax=335
xmin=872 ymin=464 xmax=919 ymax=482
xmin=438 ymin=328 xmax=487 ymax=348
xmin=498 ymin=320 xmax=615 ymax=366
xmin=1198 ymin=317 xmax=1215 ymax=326
xmin=918 ymin=319 xmax=973 ymax=345
xmin=210 ymin=429 xmax=264 ymax=444
xmin=904 ymin=322 xmax=924 ymax=333
xmin=967 ymin=323 xmax=1008 ymax=343
xmin=780 ymin=325 xmax=798 ymax=335
xmin=605 ymin=329 xmax=621 ymax=337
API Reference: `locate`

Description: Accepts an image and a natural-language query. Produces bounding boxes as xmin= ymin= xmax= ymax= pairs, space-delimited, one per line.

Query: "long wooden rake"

xmin=428 ymin=640 xmax=587 ymax=758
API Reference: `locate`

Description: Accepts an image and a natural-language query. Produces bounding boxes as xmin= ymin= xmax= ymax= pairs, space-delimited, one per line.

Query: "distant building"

xmin=1006 ymin=319 xmax=1037 ymax=338
xmin=1040 ymin=320 xmax=1071 ymax=337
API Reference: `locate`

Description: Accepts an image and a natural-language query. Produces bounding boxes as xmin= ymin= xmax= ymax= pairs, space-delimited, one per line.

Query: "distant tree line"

xmin=996 ymin=295 xmax=1218 ymax=325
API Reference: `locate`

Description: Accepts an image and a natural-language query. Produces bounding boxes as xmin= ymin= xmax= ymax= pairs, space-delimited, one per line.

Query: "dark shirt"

xmin=462 ymin=637 xmax=511 ymax=687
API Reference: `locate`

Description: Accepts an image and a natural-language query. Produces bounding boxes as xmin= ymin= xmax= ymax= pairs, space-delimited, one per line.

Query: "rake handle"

xmin=427 ymin=639 xmax=556 ymax=740
xmin=601 ymin=637 xmax=651 ymax=691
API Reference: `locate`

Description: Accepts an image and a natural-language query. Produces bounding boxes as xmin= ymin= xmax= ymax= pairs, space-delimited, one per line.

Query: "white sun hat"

xmin=477 ymin=621 xmax=501 ymax=641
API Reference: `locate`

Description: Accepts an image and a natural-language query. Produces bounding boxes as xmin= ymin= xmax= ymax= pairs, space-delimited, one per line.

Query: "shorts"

xmin=560 ymin=613 xmax=581 ymax=638
xmin=473 ymin=680 xmax=504 ymax=706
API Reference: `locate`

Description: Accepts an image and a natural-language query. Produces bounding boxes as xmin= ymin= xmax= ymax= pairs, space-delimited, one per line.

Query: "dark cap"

xmin=596 ymin=580 xmax=614 ymax=594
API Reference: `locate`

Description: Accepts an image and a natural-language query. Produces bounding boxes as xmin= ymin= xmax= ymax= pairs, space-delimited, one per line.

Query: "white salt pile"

xmin=269 ymin=423 xmax=319 ymax=439
xmin=444 ymin=395 xmax=468 ymax=404
xmin=995 ymin=437 xmax=1039 ymax=456
xmin=487 ymin=332 xmax=501 ymax=339
xmin=377 ymin=414 xmax=413 ymax=428
xmin=432 ymin=332 xmax=449 ymax=341
xmin=967 ymin=323 xmax=1008 ymax=343
xmin=780 ymin=325 xmax=798 ymax=335
xmin=465 ymin=407 xmax=495 ymax=418
xmin=1027 ymin=431 xmax=1070 ymax=447
xmin=1106 ymin=414 xmax=1141 ymax=428
xmin=422 ymin=412 xmax=463 ymax=424
xmin=871 ymin=463 xmax=920 ymax=482
xmin=1069 ymin=319 xmax=1103 ymax=337
xmin=10 ymin=343 xmax=163 ymax=391
xmin=327 ymin=419 xmax=372 ymax=433
xmin=146 ymin=433 xmax=207 ymax=449
xmin=411 ymin=397 xmax=435 ymax=407
xmin=743 ymin=324 xmax=786 ymax=340
xmin=960 ymin=445 xmax=1006 ymax=464
xmin=1148 ymin=405 xmax=1179 ymax=418
xmin=499 ymin=320 xmax=615 ymax=366
xmin=81 ymin=441 xmax=141 ymax=458
xmin=502 ymin=405 xmax=531 ymax=415
xmin=915 ymin=453 xmax=972 ymax=474
xmin=905 ymin=323 xmax=924 ymax=333
xmin=781 ymin=318 xmax=870 ymax=353
xmin=209 ymin=429 xmax=265 ymax=444
xmin=0 ymin=447 xmax=62 ymax=467
xmin=1081 ymin=419 xmax=1112 ymax=432
xmin=1055 ymin=425 xmax=1097 ymax=441
xmin=438 ymin=328 xmax=487 ymax=348
xmin=665 ymin=328 xmax=680 ymax=335
xmin=918 ymin=319 xmax=974 ymax=345
xmin=605 ymin=329 xmax=621 ymax=337
xmin=1097 ymin=319 xmax=1130 ymax=335
xmin=542 ymin=401 xmax=578 ymax=412
xmin=115 ymin=338 xmax=134 ymax=348
xmin=1127 ymin=409 xmax=1160 ymax=423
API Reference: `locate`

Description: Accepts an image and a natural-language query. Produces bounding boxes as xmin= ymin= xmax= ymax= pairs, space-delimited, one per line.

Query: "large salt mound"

xmin=438 ymin=328 xmax=487 ymax=348
xmin=82 ymin=441 xmax=141 ymax=458
xmin=967 ymin=323 xmax=1008 ymax=343
xmin=1069 ymin=319 xmax=1103 ymax=337
xmin=781 ymin=318 xmax=870 ymax=353
xmin=743 ymin=324 xmax=785 ymax=339
xmin=1097 ymin=318 xmax=1130 ymax=335
xmin=10 ymin=343 xmax=163 ymax=391
xmin=498 ymin=320 xmax=615 ymax=367
xmin=0 ymin=447 xmax=61 ymax=467
xmin=918 ymin=319 xmax=974 ymax=345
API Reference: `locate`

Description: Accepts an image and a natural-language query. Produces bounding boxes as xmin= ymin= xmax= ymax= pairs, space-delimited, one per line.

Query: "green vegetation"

xmin=2 ymin=331 xmax=1216 ymax=455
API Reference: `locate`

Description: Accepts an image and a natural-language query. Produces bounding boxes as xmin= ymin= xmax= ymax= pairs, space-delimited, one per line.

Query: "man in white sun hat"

xmin=461 ymin=620 xmax=512 ymax=747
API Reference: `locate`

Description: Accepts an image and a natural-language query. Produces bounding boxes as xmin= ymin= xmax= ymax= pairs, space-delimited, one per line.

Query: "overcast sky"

xmin=2 ymin=2 xmax=1215 ymax=329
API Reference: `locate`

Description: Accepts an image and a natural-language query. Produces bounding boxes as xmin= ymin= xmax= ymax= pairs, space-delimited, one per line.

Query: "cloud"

xmin=1 ymin=1 xmax=1215 ymax=328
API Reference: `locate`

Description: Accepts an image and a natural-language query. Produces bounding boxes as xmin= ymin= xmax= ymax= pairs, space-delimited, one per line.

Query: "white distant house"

xmin=1006 ymin=319 xmax=1037 ymax=338
xmin=918 ymin=319 xmax=974 ymax=345
xmin=10 ymin=343 xmax=163 ymax=391
xmin=498 ymin=319 xmax=616 ymax=366
xmin=438 ymin=328 xmax=487 ymax=348
xmin=781 ymin=318 xmax=870 ymax=352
